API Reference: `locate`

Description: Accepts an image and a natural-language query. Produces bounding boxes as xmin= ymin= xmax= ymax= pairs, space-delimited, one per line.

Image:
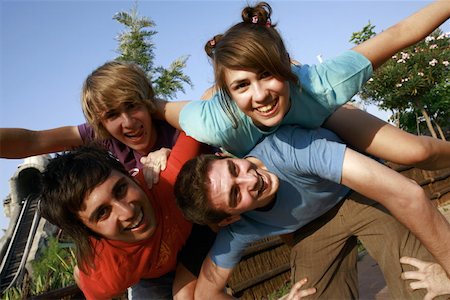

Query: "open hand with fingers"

xmin=400 ymin=256 xmax=450 ymax=300
xmin=140 ymin=147 xmax=171 ymax=188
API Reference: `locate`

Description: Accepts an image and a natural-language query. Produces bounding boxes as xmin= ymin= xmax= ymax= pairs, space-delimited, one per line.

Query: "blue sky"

xmin=1 ymin=0 xmax=448 ymax=235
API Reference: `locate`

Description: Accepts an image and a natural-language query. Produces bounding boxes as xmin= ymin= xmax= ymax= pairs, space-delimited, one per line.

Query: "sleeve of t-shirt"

xmin=270 ymin=126 xmax=346 ymax=183
xmin=77 ymin=123 xmax=95 ymax=144
xmin=284 ymin=127 xmax=347 ymax=184
xmin=179 ymin=95 xmax=263 ymax=157
xmin=179 ymin=93 xmax=234 ymax=147
xmin=301 ymin=50 xmax=372 ymax=110
xmin=286 ymin=50 xmax=372 ymax=128
xmin=208 ymin=227 xmax=251 ymax=270
xmin=163 ymin=131 xmax=209 ymax=184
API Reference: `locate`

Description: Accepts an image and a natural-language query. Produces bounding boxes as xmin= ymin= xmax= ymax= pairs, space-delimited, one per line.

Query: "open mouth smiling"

xmin=255 ymin=98 xmax=278 ymax=114
xmin=255 ymin=172 xmax=266 ymax=197
xmin=124 ymin=128 xmax=144 ymax=139
xmin=124 ymin=209 xmax=144 ymax=231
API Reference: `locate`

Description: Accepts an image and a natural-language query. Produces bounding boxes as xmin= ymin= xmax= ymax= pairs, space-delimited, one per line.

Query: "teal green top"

xmin=180 ymin=50 xmax=372 ymax=157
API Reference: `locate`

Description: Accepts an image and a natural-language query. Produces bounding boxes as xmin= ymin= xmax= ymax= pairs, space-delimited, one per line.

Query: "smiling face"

xmin=206 ymin=157 xmax=279 ymax=216
xmin=101 ymin=102 xmax=156 ymax=155
xmin=224 ymin=68 xmax=291 ymax=129
xmin=78 ymin=170 xmax=156 ymax=243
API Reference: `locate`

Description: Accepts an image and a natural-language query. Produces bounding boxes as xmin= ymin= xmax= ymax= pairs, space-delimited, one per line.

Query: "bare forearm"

xmin=0 ymin=126 xmax=82 ymax=158
xmin=387 ymin=194 xmax=450 ymax=277
xmin=0 ymin=128 xmax=43 ymax=158
xmin=354 ymin=1 xmax=450 ymax=69
xmin=341 ymin=148 xmax=450 ymax=275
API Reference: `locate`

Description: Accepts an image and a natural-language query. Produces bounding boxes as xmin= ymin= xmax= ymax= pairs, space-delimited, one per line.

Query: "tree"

xmin=114 ymin=3 xmax=193 ymax=100
xmin=350 ymin=25 xmax=450 ymax=138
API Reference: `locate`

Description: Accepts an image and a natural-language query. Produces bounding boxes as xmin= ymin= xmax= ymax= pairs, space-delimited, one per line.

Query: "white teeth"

xmin=125 ymin=131 xmax=140 ymax=138
xmin=256 ymin=173 xmax=264 ymax=196
xmin=127 ymin=210 xmax=143 ymax=230
xmin=256 ymin=103 xmax=275 ymax=113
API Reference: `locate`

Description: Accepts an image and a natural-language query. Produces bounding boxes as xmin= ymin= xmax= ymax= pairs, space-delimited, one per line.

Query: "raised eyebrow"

xmin=227 ymin=160 xmax=236 ymax=176
xmin=227 ymin=160 xmax=237 ymax=208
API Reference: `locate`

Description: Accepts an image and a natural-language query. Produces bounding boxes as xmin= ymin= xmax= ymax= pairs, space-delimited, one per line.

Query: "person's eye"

xmin=115 ymin=182 xmax=128 ymax=199
xmin=232 ymin=81 xmax=249 ymax=92
xmin=96 ymin=206 xmax=111 ymax=221
xmin=230 ymin=186 xmax=239 ymax=208
xmin=230 ymin=162 xmax=239 ymax=177
xmin=125 ymin=102 xmax=138 ymax=111
xmin=104 ymin=110 xmax=119 ymax=120
xmin=260 ymin=71 xmax=272 ymax=79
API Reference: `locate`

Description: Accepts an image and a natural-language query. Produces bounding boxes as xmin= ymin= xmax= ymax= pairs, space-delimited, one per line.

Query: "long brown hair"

xmin=205 ymin=2 xmax=299 ymax=127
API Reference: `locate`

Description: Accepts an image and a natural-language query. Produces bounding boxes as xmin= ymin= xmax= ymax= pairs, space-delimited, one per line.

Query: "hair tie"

xmin=209 ymin=39 xmax=216 ymax=47
xmin=252 ymin=16 xmax=258 ymax=24
xmin=266 ymin=19 xmax=271 ymax=28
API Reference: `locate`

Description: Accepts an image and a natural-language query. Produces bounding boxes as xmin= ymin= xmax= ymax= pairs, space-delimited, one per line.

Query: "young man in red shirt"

xmin=39 ymin=132 xmax=214 ymax=299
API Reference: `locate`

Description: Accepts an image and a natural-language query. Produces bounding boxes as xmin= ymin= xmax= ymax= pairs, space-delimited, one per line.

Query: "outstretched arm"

xmin=353 ymin=0 xmax=450 ymax=70
xmin=323 ymin=104 xmax=450 ymax=170
xmin=341 ymin=147 xmax=450 ymax=276
xmin=194 ymin=256 xmax=234 ymax=300
xmin=0 ymin=126 xmax=82 ymax=158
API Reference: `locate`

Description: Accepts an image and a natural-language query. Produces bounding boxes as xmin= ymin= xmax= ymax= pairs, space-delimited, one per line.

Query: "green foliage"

xmin=3 ymin=286 xmax=24 ymax=300
xmin=30 ymin=237 xmax=76 ymax=296
xmin=113 ymin=3 xmax=193 ymax=100
xmin=353 ymin=25 xmax=449 ymax=134
xmin=153 ymin=56 xmax=193 ymax=100
xmin=114 ymin=6 xmax=156 ymax=73
xmin=267 ymin=281 xmax=292 ymax=300
xmin=3 ymin=237 xmax=76 ymax=299
xmin=349 ymin=21 xmax=376 ymax=45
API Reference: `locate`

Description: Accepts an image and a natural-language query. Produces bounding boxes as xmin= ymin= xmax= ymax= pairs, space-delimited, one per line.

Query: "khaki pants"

xmin=288 ymin=192 xmax=442 ymax=300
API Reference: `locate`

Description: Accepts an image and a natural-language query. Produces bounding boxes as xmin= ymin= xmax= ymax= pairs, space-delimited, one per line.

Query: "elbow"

xmin=404 ymin=136 xmax=439 ymax=170
xmin=396 ymin=183 xmax=429 ymax=213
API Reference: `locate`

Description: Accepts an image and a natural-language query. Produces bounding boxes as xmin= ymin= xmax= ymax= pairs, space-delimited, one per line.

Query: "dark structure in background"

xmin=1 ymin=156 xmax=449 ymax=299
xmin=0 ymin=155 xmax=57 ymax=294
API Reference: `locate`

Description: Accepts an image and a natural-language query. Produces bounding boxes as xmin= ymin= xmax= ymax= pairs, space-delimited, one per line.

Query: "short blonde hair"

xmin=81 ymin=61 xmax=156 ymax=139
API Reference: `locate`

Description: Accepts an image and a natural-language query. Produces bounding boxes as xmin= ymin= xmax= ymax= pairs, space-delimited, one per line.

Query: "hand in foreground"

xmin=400 ymin=256 xmax=450 ymax=300
xmin=140 ymin=147 xmax=171 ymax=188
xmin=278 ymin=278 xmax=316 ymax=300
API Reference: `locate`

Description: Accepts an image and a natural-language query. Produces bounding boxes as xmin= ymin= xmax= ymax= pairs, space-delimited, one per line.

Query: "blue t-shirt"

xmin=209 ymin=125 xmax=350 ymax=269
xmin=180 ymin=50 xmax=372 ymax=157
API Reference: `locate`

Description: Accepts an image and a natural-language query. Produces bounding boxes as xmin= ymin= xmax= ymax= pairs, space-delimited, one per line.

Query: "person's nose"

xmin=235 ymin=172 xmax=257 ymax=190
xmin=252 ymin=82 xmax=268 ymax=103
xmin=120 ymin=112 xmax=134 ymax=128
xmin=114 ymin=201 xmax=134 ymax=221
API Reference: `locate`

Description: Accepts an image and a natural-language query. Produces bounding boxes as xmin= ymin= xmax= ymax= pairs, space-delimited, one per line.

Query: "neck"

xmin=140 ymin=124 xmax=158 ymax=155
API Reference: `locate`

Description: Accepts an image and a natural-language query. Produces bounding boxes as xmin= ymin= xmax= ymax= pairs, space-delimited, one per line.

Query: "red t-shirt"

xmin=77 ymin=132 xmax=206 ymax=299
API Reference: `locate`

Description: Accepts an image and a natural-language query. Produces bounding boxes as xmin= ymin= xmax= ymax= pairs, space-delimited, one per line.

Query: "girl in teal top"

xmin=159 ymin=1 xmax=450 ymax=170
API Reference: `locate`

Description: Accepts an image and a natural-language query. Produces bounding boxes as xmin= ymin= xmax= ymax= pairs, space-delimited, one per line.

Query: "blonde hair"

xmin=81 ymin=61 xmax=156 ymax=139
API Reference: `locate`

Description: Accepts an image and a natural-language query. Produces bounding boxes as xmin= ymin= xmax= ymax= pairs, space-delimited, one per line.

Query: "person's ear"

xmin=214 ymin=151 xmax=227 ymax=157
xmin=218 ymin=215 xmax=241 ymax=227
